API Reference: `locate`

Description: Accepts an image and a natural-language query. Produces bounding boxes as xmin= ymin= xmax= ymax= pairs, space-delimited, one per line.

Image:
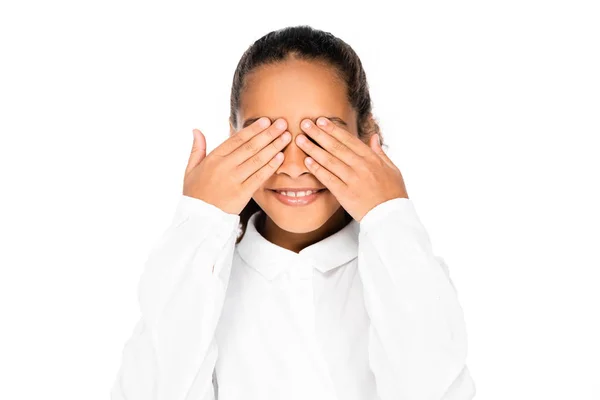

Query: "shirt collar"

xmin=236 ymin=210 xmax=359 ymax=281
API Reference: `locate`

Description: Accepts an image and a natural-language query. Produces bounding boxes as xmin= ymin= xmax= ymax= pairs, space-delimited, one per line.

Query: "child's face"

xmin=230 ymin=57 xmax=360 ymax=233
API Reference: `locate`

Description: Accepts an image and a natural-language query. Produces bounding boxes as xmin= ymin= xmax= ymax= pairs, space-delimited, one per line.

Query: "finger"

xmin=228 ymin=118 xmax=288 ymax=166
xmin=236 ymin=130 xmax=292 ymax=181
xmin=299 ymin=119 xmax=363 ymax=167
xmin=212 ymin=117 xmax=272 ymax=157
xmin=370 ymin=133 xmax=395 ymax=168
xmin=314 ymin=117 xmax=371 ymax=158
xmin=303 ymin=156 xmax=347 ymax=196
xmin=241 ymin=151 xmax=285 ymax=195
xmin=295 ymin=134 xmax=354 ymax=183
xmin=186 ymin=128 xmax=206 ymax=176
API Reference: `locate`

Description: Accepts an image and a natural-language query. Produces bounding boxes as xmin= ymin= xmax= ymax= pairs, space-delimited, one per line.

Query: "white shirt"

xmin=111 ymin=194 xmax=476 ymax=400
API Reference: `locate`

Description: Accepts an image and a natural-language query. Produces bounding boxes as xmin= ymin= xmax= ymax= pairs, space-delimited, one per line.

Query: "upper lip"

xmin=270 ymin=187 xmax=326 ymax=192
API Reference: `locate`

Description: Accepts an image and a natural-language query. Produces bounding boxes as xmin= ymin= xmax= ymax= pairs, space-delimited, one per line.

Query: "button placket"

xmin=289 ymin=263 xmax=314 ymax=337
xmin=288 ymin=263 xmax=338 ymax=399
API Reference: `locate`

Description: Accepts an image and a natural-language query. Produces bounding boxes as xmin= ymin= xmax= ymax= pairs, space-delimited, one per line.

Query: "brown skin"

xmin=229 ymin=58 xmax=369 ymax=253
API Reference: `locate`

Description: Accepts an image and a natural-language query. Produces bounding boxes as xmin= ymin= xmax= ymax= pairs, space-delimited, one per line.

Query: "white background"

xmin=1 ymin=0 xmax=599 ymax=399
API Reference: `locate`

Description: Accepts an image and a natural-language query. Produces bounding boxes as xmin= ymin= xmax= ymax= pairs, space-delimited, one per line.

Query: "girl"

xmin=111 ymin=25 xmax=475 ymax=400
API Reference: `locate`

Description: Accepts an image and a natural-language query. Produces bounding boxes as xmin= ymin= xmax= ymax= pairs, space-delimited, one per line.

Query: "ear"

xmin=369 ymin=132 xmax=382 ymax=152
xmin=369 ymin=132 xmax=395 ymax=168
xmin=362 ymin=113 xmax=380 ymax=149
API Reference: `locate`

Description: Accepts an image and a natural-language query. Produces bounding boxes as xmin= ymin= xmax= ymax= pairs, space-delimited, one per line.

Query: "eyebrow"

xmin=242 ymin=116 xmax=349 ymax=129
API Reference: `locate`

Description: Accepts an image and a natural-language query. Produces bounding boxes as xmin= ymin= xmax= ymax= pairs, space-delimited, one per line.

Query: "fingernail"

xmin=296 ymin=135 xmax=307 ymax=145
xmin=275 ymin=119 xmax=286 ymax=129
xmin=317 ymin=117 xmax=327 ymax=127
xmin=259 ymin=117 xmax=270 ymax=128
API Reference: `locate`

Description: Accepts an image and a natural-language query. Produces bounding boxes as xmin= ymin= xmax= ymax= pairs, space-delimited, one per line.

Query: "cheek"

xmin=320 ymin=190 xmax=341 ymax=207
xmin=251 ymin=188 xmax=268 ymax=203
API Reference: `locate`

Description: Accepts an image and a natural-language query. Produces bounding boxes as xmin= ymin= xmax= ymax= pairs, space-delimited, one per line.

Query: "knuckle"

xmin=231 ymin=135 xmax=244 ymax=148
xmin=251 ymin=153 xmax=263 ymax=166
xmin=340 ymin=134 xmax=352 ymax=146
xmin=272 ymin=142 xmax=283 ymax=154
xmin=326 ymin=173 xmax=335 ymax=185
xmin=267 ymin=126 xmax=278 ymax=139
xmin=244 ymin=140 xmax=258 ymax=154
xmin=332 ymin=141 xmax=345 ymax=153
xmin=276 ymin=136 xmax=287 ymax=148
xmin=267 ymin=157 xmax=278 ymax=169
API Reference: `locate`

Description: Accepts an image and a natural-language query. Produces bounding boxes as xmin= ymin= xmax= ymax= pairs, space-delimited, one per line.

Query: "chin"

xmin=266 ymin=213 xmax=331 ymax=233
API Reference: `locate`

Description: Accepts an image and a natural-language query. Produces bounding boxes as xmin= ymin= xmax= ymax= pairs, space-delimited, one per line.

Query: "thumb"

xmin=186 ymin=128 xmax=207 ymax=175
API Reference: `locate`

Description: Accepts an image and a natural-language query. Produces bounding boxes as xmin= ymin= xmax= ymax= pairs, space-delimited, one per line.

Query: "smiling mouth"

xmin=268 ymin=188 xmax=327 ymax=194
xmin=268 ymin=188 xmax=328 ymax=206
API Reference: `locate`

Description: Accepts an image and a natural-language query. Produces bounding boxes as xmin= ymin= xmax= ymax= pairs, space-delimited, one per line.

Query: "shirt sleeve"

xmin=111 ymin=194 xmax=240 ymax=400
xmin=357 ymin=197 xmax=476 ymax=400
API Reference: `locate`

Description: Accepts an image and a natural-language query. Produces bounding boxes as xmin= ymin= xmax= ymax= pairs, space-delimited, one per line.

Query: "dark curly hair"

xmin=229 ymin=25 xmax=384 ymax=244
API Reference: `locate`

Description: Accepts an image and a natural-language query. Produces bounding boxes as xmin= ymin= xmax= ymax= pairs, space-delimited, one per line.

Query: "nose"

xmin=275 ymin=132 xmax=312 ymax=178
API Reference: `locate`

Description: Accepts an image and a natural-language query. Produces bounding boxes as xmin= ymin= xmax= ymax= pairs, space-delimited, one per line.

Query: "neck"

xmin=257 ymin=207 xmax=351 ymax=254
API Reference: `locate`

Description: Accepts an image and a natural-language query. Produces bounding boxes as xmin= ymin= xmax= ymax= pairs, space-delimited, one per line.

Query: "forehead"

xmin=238 ymin=58 xmax=356 ymax=130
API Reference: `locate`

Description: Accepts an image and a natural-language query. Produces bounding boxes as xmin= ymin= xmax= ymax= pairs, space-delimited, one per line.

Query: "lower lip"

xmin=270 ymin=190 xmax=327 ymax=206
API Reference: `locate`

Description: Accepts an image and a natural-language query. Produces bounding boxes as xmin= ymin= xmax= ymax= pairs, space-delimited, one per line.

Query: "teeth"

xmin=277 ymin=190 xmax=317 ymax=197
